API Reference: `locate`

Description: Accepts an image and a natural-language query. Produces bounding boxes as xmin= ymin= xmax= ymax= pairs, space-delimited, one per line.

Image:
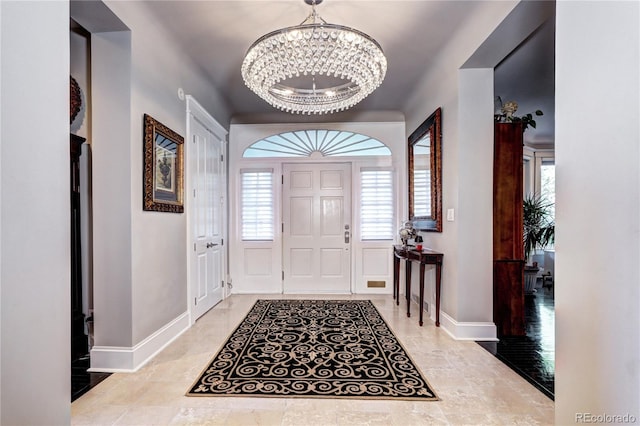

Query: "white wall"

xmin=229 ymin=119 xmax=405 ymax=295
xmin=555 ymin=1 xmax=639 ymax=422
xmin=0 ymin=1 xmax=70 ymax=424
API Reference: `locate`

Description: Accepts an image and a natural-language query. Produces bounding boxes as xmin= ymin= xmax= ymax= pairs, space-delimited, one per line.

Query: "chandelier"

xmin=241 ymin=0 xmax=387 ymax=115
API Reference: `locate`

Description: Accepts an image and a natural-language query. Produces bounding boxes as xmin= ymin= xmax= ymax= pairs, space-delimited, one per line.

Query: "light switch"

xmin=447 ymin=208 xmax=455 ymax=222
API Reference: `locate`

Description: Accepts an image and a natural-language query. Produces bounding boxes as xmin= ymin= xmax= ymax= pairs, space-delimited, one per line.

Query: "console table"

xmin=393 ymin=245 xmax=443 ymax=326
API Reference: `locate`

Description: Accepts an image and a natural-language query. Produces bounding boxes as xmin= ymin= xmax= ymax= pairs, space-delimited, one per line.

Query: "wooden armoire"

xmin=71 ymin=133 xmax=89 ymax=360
xmin=493 ymin=122 xmax=525 ymax=336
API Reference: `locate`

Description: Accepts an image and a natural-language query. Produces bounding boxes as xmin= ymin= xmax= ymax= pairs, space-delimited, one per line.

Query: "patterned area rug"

xmin=187 ymin=299 xmax=438 ymax=400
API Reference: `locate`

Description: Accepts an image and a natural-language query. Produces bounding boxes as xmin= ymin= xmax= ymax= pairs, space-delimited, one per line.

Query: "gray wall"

xmin=555 ymin=1 xmax=640 ymax=422
xmin=71 ymin=0 xmax=231 ymax=357
xmin=91 ymin=30 xmax=134 ymax=348
xmin=404 ymin=1 xmax=520 ymax=331
xmin=0 ymin=1 xmax=70 ymax=424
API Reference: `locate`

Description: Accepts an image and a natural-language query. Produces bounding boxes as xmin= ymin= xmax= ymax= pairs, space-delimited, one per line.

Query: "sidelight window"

xmin=241 ymin=169 xmax=274 ymax=240
xmin=360 ymin=169 xmax=394 ymax=240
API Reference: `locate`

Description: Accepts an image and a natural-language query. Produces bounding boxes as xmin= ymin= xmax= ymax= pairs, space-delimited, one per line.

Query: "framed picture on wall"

xmin=143 ymin=114 xmax=184 ymax=213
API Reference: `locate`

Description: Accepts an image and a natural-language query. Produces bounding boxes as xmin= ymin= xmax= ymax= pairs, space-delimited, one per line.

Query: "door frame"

xmin=185 ymin=95 xmax=228 ymax=324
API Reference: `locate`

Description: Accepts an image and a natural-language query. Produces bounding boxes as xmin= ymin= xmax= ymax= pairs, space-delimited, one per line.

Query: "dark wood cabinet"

xmin=71 ymin=134 xmax=88 ymax=361
xmin=493 ymin=122 xmax=525 ymax=336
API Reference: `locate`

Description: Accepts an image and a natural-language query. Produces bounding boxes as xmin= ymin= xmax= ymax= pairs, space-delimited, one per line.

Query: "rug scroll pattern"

xmin=187 ymin=299 xmax=438 ymax=400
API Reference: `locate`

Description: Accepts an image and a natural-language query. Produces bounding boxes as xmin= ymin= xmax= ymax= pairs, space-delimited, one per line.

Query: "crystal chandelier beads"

xmin=241 ymin=1 xmax=387 ymax=115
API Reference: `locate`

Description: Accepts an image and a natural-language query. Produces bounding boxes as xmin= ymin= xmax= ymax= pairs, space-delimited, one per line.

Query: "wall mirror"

xmin=408 ymin=107 xmax=442 ymax=232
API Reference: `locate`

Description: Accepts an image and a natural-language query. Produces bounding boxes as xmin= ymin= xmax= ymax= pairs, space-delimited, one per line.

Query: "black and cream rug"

xmin=187 ymin=299 xmax=438 ymax=400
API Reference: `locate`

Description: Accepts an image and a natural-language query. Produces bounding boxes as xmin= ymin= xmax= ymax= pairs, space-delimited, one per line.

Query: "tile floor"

xmin=71 ymin=294 xmax=554 ymax=425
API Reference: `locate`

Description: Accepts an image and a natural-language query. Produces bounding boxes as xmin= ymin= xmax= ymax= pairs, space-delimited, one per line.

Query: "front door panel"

xmin=283 ymin=163 xmax=351 ymax=293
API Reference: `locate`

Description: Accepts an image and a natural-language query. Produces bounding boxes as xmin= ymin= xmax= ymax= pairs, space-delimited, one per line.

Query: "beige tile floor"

xmin=71 ymin=294 xmax=554 ymax=425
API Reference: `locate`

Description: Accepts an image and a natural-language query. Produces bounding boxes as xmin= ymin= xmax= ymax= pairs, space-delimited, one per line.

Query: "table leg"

xmin=393 ymin=255 xmax=399 ymax=304
xmin=405 ymin=259 xmax=412 ymax=317
xmin=419 ymin=263 xmax=425 ymax=326
xmin=435 ymin=262 xmax=442 ymax=327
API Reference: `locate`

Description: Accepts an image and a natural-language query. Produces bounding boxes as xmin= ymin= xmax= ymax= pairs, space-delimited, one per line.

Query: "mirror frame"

xmin=408 ymin=107 xmax=442 ymax=232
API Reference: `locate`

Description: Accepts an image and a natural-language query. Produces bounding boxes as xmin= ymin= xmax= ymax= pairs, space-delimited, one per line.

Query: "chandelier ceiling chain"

xmin=241 ymin=0 xmax=387 ymax=115
xmin=300 ymin=0 xmax=325 ymax=26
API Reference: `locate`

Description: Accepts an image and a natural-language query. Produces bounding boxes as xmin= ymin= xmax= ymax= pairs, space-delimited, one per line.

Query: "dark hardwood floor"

xmin=71 ymin=355 xmax=111 ymax=402
xmin=478 ymin=282 xmax=555 ymax=400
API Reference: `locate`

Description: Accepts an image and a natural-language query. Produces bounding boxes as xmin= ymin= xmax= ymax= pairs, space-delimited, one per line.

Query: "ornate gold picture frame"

xmin=143 ymin=114 xmax=184 ymax=213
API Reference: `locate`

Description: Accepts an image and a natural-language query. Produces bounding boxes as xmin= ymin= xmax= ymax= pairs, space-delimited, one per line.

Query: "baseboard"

xmin=89 ymin=311 xmax=190 ymax=372
xmin=439 ymin=312 xmax=498 ymax=341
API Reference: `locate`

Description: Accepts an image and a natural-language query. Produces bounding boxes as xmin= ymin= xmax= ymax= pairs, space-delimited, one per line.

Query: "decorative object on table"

xmin=187 ymin=299 xmax=438 ymax=400
xmin=70 ymin=76 xmax=82 ymax=124
xmin=494 ymin=96 xmax=543 ymax=132
xmin=414 ymin=235 xmax=423 ymax=251
xmin=398 ymin=220 xmax=417 ymax=247
xmin=241 ymin=0 xmax=386 ymax=115
xmin=143 ymin=114 xmax=184 ymax=213
xmin=523 ymin=193 xmax=555 ymax=294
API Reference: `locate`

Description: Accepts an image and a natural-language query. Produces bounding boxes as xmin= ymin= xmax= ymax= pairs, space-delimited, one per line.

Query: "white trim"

xmin=439 ymin=312 xmax=498 ymax=341
xmin=185 ymin=95 xmax=229 ymax=324
xmin=89 ymin=312 xmax=190 ymax=372
xmin=231 ymin=289 xmax=282 ymax=295
xmin=186 ymin=95 xmax=227 ymax=140
xmin=229 ymin=122 xmax=404 ymax=295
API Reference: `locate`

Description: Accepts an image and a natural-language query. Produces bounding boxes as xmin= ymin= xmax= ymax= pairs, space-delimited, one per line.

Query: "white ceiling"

xmin=138 ymin=0 xmax=555 ymax=141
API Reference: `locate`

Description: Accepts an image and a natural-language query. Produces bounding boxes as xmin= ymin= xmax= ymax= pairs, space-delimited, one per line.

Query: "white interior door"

xmin=189 ymin=112 xmax=225 ymax=321
xmin=283 ymin=162 xmax=351 ymax=293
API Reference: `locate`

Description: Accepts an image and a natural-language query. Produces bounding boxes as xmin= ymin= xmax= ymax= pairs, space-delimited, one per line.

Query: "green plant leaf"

xmin=523 ymin=193 xmax=554 ymax=262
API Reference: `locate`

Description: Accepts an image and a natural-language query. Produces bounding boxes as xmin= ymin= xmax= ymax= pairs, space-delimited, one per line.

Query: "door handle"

xmin=344 ymin=231 xmax=350 ymax=244
xmin=206 ymin=242 xmax=218 ymax=248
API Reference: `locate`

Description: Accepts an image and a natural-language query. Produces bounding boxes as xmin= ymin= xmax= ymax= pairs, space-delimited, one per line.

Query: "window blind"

xmin=360 ymin=170 xmax=394 ymax=240
xmin=241 ymin=170 xmax=274 ymax=240
xmin=413 ymin=170 xmax=431 ymax=217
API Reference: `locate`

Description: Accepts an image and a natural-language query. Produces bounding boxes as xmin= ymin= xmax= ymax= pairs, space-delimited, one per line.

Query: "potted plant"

xmin=494 ymin=98 xmax=544 ymax=132
xmin=523 ymin=193 xmax=555 ymax=294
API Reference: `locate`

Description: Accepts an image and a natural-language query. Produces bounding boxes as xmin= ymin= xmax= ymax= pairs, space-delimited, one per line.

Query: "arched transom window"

xmin=243 ymin=130 xmax=391 ymax=158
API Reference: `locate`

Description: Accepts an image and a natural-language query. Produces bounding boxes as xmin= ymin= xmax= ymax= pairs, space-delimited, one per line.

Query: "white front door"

xmin=282 ymin=162 xmax=351 ymax=293
xmin=188 ymin=112 xmax=225 ymax=321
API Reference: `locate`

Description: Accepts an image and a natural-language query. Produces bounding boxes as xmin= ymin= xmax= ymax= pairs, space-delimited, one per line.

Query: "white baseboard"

xmin=407 ymin=292 xmax=497 ymax=341
xmin=89 ymin=311 xmax=190 ymax=373
xmin=439 ymin=312 xmax=498 ymax=341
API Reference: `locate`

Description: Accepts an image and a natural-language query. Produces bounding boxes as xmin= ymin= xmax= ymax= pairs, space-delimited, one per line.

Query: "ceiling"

xmin=138 ymin=0 xmax=555 ymax=142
